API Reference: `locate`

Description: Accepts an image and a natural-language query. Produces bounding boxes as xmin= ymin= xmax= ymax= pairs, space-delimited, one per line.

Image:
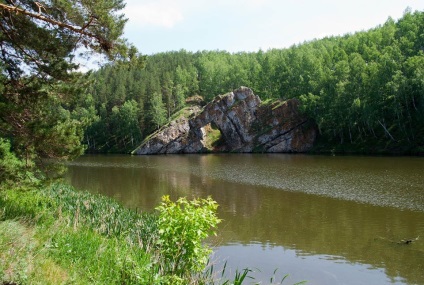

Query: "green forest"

xmin=85 ymin=9 xmax=424 ymax=154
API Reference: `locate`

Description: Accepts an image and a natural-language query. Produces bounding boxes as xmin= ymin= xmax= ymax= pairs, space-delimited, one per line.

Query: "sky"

xmin=122 ymin=0 xmax=424 ymax=55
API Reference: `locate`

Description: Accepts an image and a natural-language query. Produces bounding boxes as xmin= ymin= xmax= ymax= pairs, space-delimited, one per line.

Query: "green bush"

xmin=0 ymin=138 xmax=39 ymax=189
xmin=156 ymin=195 xmax=221 ymax=278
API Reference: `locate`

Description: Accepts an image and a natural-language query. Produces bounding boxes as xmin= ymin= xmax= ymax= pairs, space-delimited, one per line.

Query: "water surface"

xmin=66 ymin=154 xmax=424 ymax=284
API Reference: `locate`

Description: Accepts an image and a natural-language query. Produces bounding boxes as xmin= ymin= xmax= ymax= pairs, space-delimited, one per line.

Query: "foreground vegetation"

xmin=0 ymin=183 xmax=215 ymax=284
xmin=0 ymin=183 xmax=306 ymax=285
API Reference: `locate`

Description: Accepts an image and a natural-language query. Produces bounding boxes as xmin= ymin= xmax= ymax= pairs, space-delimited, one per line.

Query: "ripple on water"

xmin=67 ymin=154 xmax=424 ymax=212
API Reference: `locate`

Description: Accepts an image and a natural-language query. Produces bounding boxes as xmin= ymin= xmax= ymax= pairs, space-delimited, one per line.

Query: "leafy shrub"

xmin=156 ymin=195 xmax=221 ymax=278
xmin=0 ymin=138 xmax=39 ymax=189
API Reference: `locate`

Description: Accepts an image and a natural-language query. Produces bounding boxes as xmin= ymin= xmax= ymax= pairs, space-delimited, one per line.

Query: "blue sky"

xmin=122 ymin=0 xmax=424 ymax=55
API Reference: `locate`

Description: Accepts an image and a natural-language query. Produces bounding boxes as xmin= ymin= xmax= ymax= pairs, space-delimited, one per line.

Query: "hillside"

xmin=86 ymin=10 xmax=424 ymax=154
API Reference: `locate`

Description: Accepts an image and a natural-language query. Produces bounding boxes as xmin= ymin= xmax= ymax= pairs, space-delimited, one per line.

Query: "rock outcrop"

xmin=133 ymin=87 xmax=316 ymax=154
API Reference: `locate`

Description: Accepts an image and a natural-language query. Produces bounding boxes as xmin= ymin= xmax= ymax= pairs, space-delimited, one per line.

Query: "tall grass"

xmin=0 ymin=184 xmax=163 ymax=284
xmin=44 ymin=184 xmax=158 ymax=248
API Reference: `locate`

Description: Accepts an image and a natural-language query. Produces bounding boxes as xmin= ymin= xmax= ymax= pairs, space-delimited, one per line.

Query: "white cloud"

xmin=124 ymin=0 xmax=184 ymax=28
xmin=123 ymin=0 xmax=424 ymax=54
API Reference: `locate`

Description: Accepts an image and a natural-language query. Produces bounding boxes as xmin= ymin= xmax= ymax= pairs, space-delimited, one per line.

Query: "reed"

xmin=0 ymin=184 xmax=161 ymax=284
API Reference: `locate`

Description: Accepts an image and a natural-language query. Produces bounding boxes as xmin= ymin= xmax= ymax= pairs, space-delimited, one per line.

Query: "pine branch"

xmin=0 ymin=3 xmax=111 ymax=51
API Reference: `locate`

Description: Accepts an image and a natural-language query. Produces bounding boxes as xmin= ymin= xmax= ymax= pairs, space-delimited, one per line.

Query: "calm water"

xmin=65 ymin=154 xmax=424 ymax=285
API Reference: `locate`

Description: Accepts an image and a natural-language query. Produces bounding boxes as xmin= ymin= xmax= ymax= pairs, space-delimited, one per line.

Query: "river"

xmin=65 ymin=154 xmax=424 ymax=285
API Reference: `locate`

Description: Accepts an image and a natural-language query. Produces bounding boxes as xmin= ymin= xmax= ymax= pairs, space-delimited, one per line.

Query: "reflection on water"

xmin=212 ymin=244 xmax=406 ymax=285
xmin=66 ymin=154 xmax=424 ymax=285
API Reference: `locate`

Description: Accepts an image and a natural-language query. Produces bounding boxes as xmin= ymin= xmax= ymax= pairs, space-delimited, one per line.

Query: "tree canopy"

xmin=0 ymin=0 xmax=139 ymax=180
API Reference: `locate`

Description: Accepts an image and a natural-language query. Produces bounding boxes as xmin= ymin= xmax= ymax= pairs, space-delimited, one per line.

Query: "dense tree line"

xmin=87 ymin=9 xmax=424 ymax=153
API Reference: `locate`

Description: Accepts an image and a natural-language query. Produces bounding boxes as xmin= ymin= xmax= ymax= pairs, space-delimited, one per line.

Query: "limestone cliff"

xmin=132 ymin=87 xmax=316 ymax=154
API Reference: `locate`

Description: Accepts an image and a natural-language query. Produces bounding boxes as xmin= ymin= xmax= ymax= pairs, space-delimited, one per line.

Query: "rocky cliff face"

xmin=133 ymin=87 xmax=316 ymax=154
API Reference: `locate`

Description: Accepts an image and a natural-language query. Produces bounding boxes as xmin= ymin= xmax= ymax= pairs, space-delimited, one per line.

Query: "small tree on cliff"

xmin=148 ymin=92 xmax=167 ymax=130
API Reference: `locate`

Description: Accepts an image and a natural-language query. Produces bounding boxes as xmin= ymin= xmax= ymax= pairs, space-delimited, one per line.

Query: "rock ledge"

xmin=133 ymin=87 xmax=316 ymax=154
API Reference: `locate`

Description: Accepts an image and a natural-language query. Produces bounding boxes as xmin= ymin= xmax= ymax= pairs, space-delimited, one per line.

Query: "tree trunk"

xmin=377 ymin=119 xmax=395 ymax=141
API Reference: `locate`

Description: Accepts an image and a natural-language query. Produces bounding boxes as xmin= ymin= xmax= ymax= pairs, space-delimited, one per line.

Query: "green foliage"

xmin=44 ymin=184 xmax=158 ymax=244
xmin=47 ymin=228 xmax=154 ymax=284
xmin=223 ymin=268 xmax=254 ymax=285
xmin=0 ymin=0 xmax=142 ymax=176
xmin=149 ymin=92 xmax=168 ymax=130
xmin=215 ymin=265 xmax=306 ymax=285
xmin=2 ymin=4 xmax=424 ymax=155
xmin=0 ymin=138 xmax=27 ymax=185
xmin=0 ymin=188 xmax=54 ymax=223
xmin=156 ymin=195 xmax=221 ymax=277
xmin=102 ymin=99 xmax=144 ymax=152
xmin=0 ymin=184 xmax=159 ymax=284
xmin=1 ymin=183 xmax=259 ymax=284
xmin=0 ymin=138 xmax=40 ymax=189
xmin=203 ymin=123 xmax=223 ymax=151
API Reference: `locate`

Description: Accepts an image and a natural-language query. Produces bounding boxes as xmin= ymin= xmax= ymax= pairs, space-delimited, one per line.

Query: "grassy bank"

xmin=0 ymin=184 xmax=158 ymax=284
xmin=0 ymin=183 xmax=223 ymax=284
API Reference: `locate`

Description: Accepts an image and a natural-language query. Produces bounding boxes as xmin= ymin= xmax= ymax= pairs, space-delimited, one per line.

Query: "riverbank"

xmin=0 ymin=184 xmax=158 ymax=284
xmin=308 ymin=137 xmax=424 ymax=156
xmin=0 ymin=183 xmax=223 ymax=284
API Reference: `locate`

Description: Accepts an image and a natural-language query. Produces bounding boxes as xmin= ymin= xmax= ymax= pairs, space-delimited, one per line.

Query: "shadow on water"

xmin=66 ymin=154 xmax=424 ymax=285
